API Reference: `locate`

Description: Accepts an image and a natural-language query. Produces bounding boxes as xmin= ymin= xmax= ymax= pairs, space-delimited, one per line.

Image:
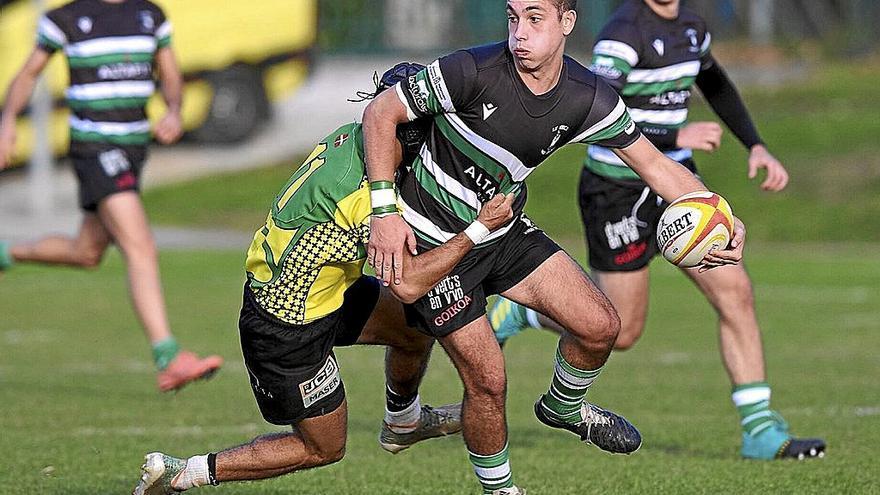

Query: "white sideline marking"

xmin=657 ymin=352 xmax=691 ymax=365
xmin=3 ymin=329 xmax=57 ymax=345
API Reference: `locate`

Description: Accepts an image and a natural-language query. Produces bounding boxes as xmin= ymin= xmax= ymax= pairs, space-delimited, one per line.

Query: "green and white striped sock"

xmin=152 ymin=337 xmax=180 ymax=371
xmin=0 ymin=241 xmax=14 ymax=270
xmin=733 ymin=382 xmax=775 ymax=436
xmin=469 ymin=443 xmax=514 ymax=494
xmin=541 ymin=344 xmax=602 ymax=424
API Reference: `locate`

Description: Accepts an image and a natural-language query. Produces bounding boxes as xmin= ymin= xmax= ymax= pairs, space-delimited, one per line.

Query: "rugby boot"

xmin=741 ymin=411 xmax=826 ymax=460
xmin=534 ymin=395 xmax=642 ymax=454
xmin=133 ymin=452 xmax=186 ymax=495
xmin=157 ymin=350 xmax=223 ymax=392
xmin=488 ymin=297 xmax=530 ymax=346
xmin=492 ymin=486 xmax=526 ymax=495
xmin=379 ymin=403 xmax=462 ymax=453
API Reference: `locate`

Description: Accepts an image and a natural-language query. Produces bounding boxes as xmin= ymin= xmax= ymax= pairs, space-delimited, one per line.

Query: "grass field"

xmin=2 ymin=61 xmax=879 ymax=494
xmin=1 ymin=245 xmax=878 ymax=494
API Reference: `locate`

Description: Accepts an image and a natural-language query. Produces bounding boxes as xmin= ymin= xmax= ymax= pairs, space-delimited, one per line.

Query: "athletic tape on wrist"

xmin=370 ymin=188 xmax=397 ymax=209
xmin=464 ymin=221 xmax=490 ymax=245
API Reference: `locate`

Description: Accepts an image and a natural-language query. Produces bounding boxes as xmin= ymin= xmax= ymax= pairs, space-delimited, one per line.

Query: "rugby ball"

xmin=656 ymin=191 xmax=734 ymax=268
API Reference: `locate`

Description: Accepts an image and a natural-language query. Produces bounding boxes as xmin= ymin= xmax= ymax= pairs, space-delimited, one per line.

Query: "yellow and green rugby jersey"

xmin=246 ymin=123 xmax=371 ymax=325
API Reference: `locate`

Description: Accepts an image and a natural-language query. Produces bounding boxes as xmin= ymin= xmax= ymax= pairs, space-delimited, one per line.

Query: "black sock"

xmin=385 ymin=385 xmax=417 ymax=412
xmin=207 ymin=453 xmax=220 ymax=486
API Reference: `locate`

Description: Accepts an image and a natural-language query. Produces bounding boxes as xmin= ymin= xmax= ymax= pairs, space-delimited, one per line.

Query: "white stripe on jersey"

xmin=628 ymin=108 xmax=689 ymax=126
xmin=38 ymin=16 xmax=67 ymax=46
xmin=69 ymin=116 xmax=150 ymax=135
xmin=588 ymin=145 xmax=692 ymax=166
xmin=593 ymin=40 xmax=639 ymax=67
xmin=569 ymin=97 xmax=627 ymax=144
xmin=627 ymin=60 xmax=701 ymax=84
xmin=701 ymin=32 xmax=712 ymax=54
xmin=395 ymin=83 xmax=418 ymax=122
xmin=155 ymin=20 xmax=173 ymax=40
xmin=443 ymin=113 xmax=531 ymax=183
xmin=65 ymin=36 xmax=157 ymax=58
xmin=427 ymin=60 xmax=456 ymax=113
xmin=66 ymin=81 xmax=156 ymax=101
xmin=419 ymin=145 xmax=482 ymax=211
xmin=400 ymin=196 xmax=515 ymax=245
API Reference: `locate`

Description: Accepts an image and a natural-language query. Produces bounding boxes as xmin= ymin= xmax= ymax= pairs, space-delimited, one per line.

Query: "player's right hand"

xmin=0 ymin=125 xmax=16 ymax=170
xmin=676 ymin=121 xmax=723 ymax=152
xmin=477 ymin=193 xmax=515 ymax=232
xmin=368 ymin=214 xmax=418 ymax=287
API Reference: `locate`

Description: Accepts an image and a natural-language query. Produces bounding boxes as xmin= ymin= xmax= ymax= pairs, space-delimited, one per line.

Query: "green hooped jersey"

xmin=587 ymin=0 xmax=712 ymax=180
xmin=394 ymin=41 xmax=641 ymax=247
xmin=246 ymin=123 xmax=371 ymax=325
xmin=37 ymin=0 xmax=171 ymax=158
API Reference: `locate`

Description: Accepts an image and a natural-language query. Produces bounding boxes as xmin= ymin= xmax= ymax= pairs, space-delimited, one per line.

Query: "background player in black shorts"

xmin=0 ymin=0 xmax=222 ymax=391
xmin=489 ymin=0 xmax=824 ymax=461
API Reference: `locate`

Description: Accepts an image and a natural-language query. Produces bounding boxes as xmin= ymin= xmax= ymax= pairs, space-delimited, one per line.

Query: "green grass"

xmin=1 ymin=245 xmax=878 ymax=494
xmin=144 ymin=61 xmax=880 ymax=242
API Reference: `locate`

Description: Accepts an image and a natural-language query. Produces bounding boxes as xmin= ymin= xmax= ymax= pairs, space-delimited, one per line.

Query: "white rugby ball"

xmin=656 ymin=191 xmax=734 ymax=268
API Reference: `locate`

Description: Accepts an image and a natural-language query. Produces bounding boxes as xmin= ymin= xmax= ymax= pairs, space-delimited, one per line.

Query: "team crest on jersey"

xmin=652 ymin=38 xmax=665 ymax=56
xmin=540 ymin=124 xmax=569 ymax=156
xmin=77 ymin=16 xmax=92 ymax=33
xmin=686 ymin=28 xmax=700 ymax=52
xmin=334 ymin=133 xmax=349 ymax=148
xmin=140 ymin=11 xmax=155 ymax=31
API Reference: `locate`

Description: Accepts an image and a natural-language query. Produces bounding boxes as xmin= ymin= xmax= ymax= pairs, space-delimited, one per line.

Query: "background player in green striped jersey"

xmin=363 ymin=1 xmax=747 ymax=493
xmin=490 ymin=0 xmax=825 ymax=461
xmin=0 ymin=0 xmax=222 ymax=392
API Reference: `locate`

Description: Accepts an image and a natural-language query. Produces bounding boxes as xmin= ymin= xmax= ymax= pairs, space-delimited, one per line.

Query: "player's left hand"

xmin=698 ymin=216 xmax=745 ymax=272
xmin=154 ymin=112 xmax=183 ymax=145
xmin=748 ymin=144 xmax=788 ymax=192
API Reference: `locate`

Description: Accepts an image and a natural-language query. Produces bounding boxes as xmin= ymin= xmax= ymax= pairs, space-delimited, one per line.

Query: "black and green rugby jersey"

xmin=586 ymin=0 xmax=711 ymax=180
xmin=245 ymin=123 xmax=372 ymax=325
xmin=36 ymin=0 xmax=171 ymax=158
xmin=395 ymin=41 xmax=641 ymax=247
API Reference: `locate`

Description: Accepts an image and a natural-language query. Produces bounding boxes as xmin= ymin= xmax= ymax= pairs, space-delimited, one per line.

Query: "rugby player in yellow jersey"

xmin=132 ymin=63 xmax=515 ymax=495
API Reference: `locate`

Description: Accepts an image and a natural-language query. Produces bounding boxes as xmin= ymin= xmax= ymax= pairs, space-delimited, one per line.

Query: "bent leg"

xmin=682 ymin=263 xmax=765 ymax=384
xmin=96 ymin=191 xmax=171 ymax=344
xmin=593 ymin=267 xmax=651 ymax=350
xmin=10 ymin=213 xmax=111 ymax=268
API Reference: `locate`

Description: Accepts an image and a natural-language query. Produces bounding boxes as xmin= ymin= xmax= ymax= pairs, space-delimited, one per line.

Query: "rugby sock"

xmin=733 ymin=382 xmax=777 ymax=436
xmin=152 ymin=337 xmax=180 ymax=371
xmin=385 ymin=385 xmax=421 ymax=433
xmin=469 ymin=443 xmax=514 ymax=494
xmin=541 ymin=344 xmax=602 ymax=424
xmin=172 ymin=453 xmax=219 ymax=490
xmin=0 ymin=242 xmax=13 ymax=270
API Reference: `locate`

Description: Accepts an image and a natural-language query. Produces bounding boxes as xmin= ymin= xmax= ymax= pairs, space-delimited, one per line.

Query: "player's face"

xmin=506 ymin=1 xmax=576 ymax=72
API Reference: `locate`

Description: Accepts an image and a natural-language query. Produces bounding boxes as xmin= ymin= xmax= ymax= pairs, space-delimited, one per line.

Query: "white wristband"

xmin=370 ymin=189 xmax=397 ymax=209
xmin=463 ymin=220 xmax=490 ymax=245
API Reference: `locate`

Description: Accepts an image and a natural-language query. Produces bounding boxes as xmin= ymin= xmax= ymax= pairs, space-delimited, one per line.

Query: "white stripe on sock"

xmin=732 ymin=386 xmax=771 ymax=407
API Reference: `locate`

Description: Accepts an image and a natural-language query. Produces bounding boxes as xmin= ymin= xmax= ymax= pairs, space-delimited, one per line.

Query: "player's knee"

xmin=464 ymin=371 xmax=506 ymax=404
xmin=308 ymin=439 xmax=346 ymax=467
xmin=75 ymin=247 xmax=105 ymax=268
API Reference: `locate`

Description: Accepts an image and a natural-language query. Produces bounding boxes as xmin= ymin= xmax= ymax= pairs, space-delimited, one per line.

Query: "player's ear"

xmin=561 ymin=9 xmax=576 ymax=36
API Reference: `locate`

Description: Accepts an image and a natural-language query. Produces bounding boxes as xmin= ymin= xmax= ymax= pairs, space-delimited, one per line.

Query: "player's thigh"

xmin=96 ymin=190 xmax=155 ymax=251
xmin=593 ymin=267 xmax=651 ymax=334
xmin=439 ymin=316 xmax=506 ymax=396
xmin=349 ymin=278 xmax=433 ymax=351
xmin=501 ymin=250 xmax=618 ymax=337
xmin=681 ymin=263 xmax=755 ymax=313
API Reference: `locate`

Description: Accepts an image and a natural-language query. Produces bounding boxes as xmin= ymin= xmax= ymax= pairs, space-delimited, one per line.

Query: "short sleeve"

xmin=153 ymin=7 xmax=172 ymax=48
xmin=699 ymin=28 xmax=713 ymax=70
xmin=394 ymin=49 xmax=478 ymax=121
xmin=589 ymin=20 xmax=640 ymax=90
xmin=573 ymin=77 xmax=641 ymax=148
xmin=36 ymin=13 xmax=66 ymax=54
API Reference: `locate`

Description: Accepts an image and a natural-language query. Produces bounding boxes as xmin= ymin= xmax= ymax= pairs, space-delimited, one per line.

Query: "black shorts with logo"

xmin=71 ymin=147 xmax=146 ymax=211
xmin=405 ymin=214 xmax=562 ymax=338
xmin=238 ymin=276 xmax=380 ymax=426
xmin=579 ymin=159 xmax=698 ymax=272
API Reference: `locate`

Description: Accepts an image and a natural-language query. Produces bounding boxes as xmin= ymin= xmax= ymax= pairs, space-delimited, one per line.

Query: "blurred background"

xmin=1 ymin=0 xmax=879 ymax=246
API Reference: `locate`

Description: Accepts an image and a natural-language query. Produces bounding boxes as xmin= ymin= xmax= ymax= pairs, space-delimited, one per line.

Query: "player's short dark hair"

xmin=552 ymin=0 xmax=577 ymax=17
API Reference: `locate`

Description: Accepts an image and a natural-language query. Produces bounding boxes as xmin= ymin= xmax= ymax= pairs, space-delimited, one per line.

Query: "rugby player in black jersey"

xmin=363 ymin=1 xmax=746 ymax=493
xmin=490 ymin=0 xmax=825 ymax=461
xmin=0 ymin=0 xmax=222 ymax=392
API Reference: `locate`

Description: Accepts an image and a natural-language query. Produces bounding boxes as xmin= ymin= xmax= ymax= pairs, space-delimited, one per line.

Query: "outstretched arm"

xmin=0 ymin=48 xmax=52 ymax=169
xmin=387 ymin=193 xmax=515 ymax=304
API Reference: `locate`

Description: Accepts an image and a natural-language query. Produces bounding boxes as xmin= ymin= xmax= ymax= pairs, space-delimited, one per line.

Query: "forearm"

xmin=391 ymin=234 xmax=474 ymax=302
xmin=696 ymin=60 xmax=762 ymax=149
xmin=1 ymin=73 xmax=38 ymax=127
xmin=156 ymin=49 xmax=183 ymax=114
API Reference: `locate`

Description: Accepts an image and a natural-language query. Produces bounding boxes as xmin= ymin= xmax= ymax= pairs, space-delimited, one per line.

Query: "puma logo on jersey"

xmin=652 ymin=39 xmax=664 ymax=56
xmin=482 ymin=102 xmax=498 ymax=120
